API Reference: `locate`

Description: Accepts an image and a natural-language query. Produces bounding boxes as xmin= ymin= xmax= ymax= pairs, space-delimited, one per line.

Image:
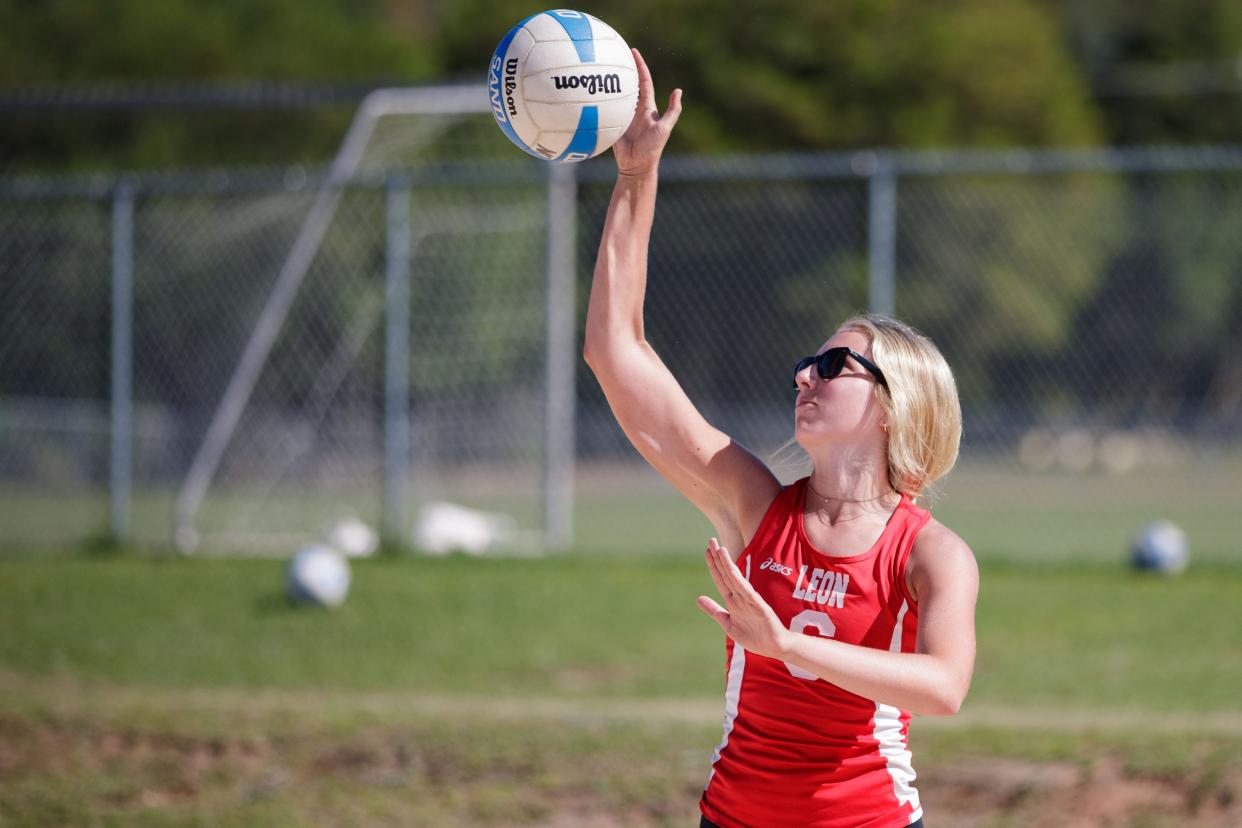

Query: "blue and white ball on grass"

xmin=1130 ymin=520 xmax=1189 ymax=576
xmin=489 ymin=9 xmax=638 ymax=162
xmin=286 ymin=544 xmax=352 ymax=608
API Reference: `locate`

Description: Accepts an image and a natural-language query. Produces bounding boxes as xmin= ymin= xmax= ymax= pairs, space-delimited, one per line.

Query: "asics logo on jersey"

xmin=759 ymin=557 xmax=794 ymax=576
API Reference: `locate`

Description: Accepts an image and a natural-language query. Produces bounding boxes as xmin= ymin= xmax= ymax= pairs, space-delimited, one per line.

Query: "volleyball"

xmin=1130 ymin=520 xmax=1189 ymax=575
xmin=488 ymin=9 xmax=638 ymax=162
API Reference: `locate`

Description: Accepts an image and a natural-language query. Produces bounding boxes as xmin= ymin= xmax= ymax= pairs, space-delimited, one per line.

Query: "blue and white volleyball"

xmin=1130 ymin=520 xmax=1189 ymax=575
xmin=488 ymin=9 xmax=638 ymax=162
xmin=286 ymin=544 xmax=352 ymax=608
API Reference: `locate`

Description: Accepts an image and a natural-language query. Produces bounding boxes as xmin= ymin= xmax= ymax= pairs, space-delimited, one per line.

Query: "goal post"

xmin=173 ymin=85 xmax=576 ymax=554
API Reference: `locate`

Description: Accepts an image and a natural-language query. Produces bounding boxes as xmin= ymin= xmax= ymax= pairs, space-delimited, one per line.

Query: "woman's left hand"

xmin=698 ymin=538 xmax=790 ymax=660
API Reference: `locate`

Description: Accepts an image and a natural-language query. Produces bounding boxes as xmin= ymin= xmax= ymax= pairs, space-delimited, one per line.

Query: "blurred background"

xmin=2 ymin=2 xmax=1241 ymax=826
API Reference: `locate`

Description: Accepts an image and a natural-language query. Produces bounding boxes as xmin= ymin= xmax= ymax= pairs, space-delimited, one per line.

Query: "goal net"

xmin=172 ymin=86 xmax=574 ymax=555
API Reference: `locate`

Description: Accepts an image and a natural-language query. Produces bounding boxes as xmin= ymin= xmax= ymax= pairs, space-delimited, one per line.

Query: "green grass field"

xmin=3 ymin=549 xmax=1242 ymax=826
xmin=2 ymin=457 xmax=1240 ymax=825
xmin=4 ymin=455 xmax=1240 ymax=562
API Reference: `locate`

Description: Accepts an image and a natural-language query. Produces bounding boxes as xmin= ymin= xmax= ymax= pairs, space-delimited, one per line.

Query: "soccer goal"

xmin=172 ymin=85 xmax=577 ymax=555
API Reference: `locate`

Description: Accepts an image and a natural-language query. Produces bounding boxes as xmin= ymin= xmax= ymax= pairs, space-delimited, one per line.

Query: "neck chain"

xmin=805 ymin=481 xmax=898 ymax=528
xmin=806 ymin=480 xmax=896 ymax=507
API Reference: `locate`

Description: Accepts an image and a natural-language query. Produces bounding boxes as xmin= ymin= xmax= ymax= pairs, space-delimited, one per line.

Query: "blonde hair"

xmin=838 ymin=314 xmax=962 ymax=498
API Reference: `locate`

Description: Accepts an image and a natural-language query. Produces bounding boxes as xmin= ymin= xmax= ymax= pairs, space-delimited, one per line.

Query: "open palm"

xmin=698 ymin=538 xmax=789 ymax=660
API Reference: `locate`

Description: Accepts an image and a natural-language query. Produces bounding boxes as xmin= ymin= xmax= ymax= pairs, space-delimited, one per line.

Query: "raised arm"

xmin=583 ymin=49 xmax=779 ymax=552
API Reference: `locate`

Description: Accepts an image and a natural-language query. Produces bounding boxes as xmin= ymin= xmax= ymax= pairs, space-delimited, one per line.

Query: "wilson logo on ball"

xmin=503 ymin=59 xmax=520 ymax=116
xmin=551 ymin=73 xmax=623 ymax=95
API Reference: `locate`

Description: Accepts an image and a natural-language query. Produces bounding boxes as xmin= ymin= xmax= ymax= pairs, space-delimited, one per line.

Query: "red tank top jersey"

xmin=700 ymin=477 xmax=931 ymax=828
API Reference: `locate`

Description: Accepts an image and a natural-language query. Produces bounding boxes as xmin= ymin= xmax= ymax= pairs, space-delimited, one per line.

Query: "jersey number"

xmin=784 ymin=608 xmax=836 ymax=680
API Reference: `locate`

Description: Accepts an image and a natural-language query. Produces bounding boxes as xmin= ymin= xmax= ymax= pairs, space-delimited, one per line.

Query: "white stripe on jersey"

xmin=875 ymin=599 xmax=921 ymax=817
xmin=887 ymin=599 xmax=909 ymax=653
xmin=705 ymin=556 xmax=750 ymax=788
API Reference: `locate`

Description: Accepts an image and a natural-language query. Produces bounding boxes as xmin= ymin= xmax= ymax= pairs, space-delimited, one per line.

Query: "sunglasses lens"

xmin=818 ymin=349 xmax=847 ymax=380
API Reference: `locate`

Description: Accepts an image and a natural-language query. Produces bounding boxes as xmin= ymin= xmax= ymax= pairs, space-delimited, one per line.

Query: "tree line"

xmin=4 ymin=0 xmax=1242 ymax=171
xmin=1 ymin=0 xmax=1240 ymax=440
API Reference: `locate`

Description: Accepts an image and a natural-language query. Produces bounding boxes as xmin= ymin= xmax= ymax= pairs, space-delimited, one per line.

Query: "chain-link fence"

xmin=2 ymin=142 xmax=1241 ymax=563
xmin=576 ymin=148 xmax=1242 ymax=564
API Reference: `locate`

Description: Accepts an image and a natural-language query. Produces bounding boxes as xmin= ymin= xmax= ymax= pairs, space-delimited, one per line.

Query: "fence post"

xmin=110 ymin=181 xmax=134 ymax=544
xmin=383 ymin=174 xmax=412 ymax=549
xmin=867 ymin=154 xmax=897 ymax=317
xmin=543 ymin=163 xmax=577 ymax=551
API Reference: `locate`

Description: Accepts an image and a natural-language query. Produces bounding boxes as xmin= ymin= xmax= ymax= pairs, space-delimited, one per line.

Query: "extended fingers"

xmin=704 ymin=540 xmax=732 ymax=600
xmin=632 ymin=48 xmax=654 ymax=108
xmin=661 ymin=88 xmax=683 ymax=129
xmin=633 ymin=48 xmax=683 ymax=125
xmin=705 ymin=538 xmax=756 ymax=605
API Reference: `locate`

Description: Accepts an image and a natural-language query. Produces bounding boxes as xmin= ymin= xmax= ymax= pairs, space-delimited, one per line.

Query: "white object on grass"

xmin=325 ymin=517 xmax=379 ymax=558
xmin=286 ymin=544 xmax=352 ymax=607
xmin=1130 ymin=520 xmax=1189 ymax=575
xmin=413 ymin=501 xmax=517 ymax=556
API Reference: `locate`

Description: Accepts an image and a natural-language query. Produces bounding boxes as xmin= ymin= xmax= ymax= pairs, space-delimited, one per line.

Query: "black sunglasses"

xmin=794 ymin=347 xmax=888 ymax=391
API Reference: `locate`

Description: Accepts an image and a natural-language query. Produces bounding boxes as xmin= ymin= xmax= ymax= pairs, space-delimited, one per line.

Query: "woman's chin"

xmin=795 ymin=421 xmax=865 ymax=449
xmin=793 ymin=426 xmax=824 ymax=451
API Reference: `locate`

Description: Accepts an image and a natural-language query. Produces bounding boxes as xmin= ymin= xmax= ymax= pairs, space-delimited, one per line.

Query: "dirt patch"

xmin=3 ymin=712 xmax=1241 ymax=827
xmin=920 ymin=755 xmax=1242 ymax=828
xmin=1 ymin=714 xmax=277 ymax=810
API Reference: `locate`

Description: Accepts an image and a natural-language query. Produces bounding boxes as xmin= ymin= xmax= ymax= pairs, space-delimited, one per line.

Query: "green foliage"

xmin=0 ymin=0 xmax=435 ymax=170
xmin=1 ymin=0 xmax=1102 ymax=171
xmin=1048 ymin=0 xmax=1242 ymax=144
xmin=439 ymin=0 xmax=1099 ymax=152
xmin=7 ymin=0 xmax=1242 ymax=169
xmin=3 ymin=2 xmax=1241 ymax=441
xmin=894 ymin=174 xmax=1126 ymax=407
xmin=1063 ymin=177 xmax=1242 ymax=420
xmin=0 ymin=0 xmax=428 ymax=84
xmin=0 ymin=200 xmax=112 ymax=397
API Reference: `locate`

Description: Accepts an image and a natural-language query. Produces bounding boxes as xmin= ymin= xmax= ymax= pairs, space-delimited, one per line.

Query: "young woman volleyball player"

xmin=583 ymin=49 xmax=979 ymax=828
